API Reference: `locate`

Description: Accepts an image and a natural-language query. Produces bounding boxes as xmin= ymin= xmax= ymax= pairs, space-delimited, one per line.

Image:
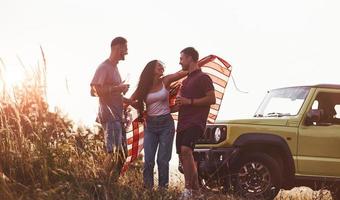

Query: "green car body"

xmin=193 ymin=84 xmax=340 ymax=199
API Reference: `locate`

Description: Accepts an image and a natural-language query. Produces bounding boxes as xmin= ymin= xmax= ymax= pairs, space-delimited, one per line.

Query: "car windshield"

xmin=254 ymin=87 xmax=310 ymax=117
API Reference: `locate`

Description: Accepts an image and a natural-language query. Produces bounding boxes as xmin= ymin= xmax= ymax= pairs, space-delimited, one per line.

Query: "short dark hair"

xmin=181 ymin=47 xmax=199 ymax=62
xmin=111 ymin=37 xmax=127 ymax=47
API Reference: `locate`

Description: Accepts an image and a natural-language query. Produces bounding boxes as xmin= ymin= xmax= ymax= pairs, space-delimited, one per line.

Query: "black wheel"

xmin=199 ymin=175 xmax=226 ymax=192
xmin=231 ymin=152 xmax=282 ymax=200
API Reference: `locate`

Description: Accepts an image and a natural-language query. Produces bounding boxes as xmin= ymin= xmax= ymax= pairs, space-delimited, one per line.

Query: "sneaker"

xmin=178 ymin=188 xmax=192 ymax=200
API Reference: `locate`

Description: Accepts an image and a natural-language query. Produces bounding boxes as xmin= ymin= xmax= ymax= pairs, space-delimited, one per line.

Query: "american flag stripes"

xmin=121 ymin=108 xmax=145 ymax=173
xmin=199 ymin=55 xmax=232 ymax=123
xmin=121 ymin=55 xmax=231 ymax=173
xmin=169 ymin=55 xmax=232 ymax=123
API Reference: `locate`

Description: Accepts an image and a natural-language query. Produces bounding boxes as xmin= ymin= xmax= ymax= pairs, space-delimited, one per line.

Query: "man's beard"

xmin=120 ymin=54 xmax=126 ymax=61
xmin=181 ymin=64 xmax=189 ymax=71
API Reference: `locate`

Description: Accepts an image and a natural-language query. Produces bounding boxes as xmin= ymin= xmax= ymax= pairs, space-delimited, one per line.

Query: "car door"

xmin=298 ymin=88 xmax=340 ymax=177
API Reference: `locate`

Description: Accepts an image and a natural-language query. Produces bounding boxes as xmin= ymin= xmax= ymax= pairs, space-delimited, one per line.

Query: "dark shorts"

xmin=176 ymin=126 xmax=203 ymax=154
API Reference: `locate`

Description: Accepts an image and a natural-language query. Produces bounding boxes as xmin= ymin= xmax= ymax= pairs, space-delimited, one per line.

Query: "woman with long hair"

xmin=130 ymin=60 xmax=187 ymax=189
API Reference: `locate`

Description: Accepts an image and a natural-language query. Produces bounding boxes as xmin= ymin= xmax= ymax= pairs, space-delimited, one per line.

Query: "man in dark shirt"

xmin=90 ymin=37 xmax=130 ymax=179
xmin=175 ymin=47 xmax=215 ymax=199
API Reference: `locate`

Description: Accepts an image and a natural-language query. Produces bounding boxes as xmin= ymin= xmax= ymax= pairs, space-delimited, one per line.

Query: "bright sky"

xmin=1 ymin=0 xmax=340 ymax=126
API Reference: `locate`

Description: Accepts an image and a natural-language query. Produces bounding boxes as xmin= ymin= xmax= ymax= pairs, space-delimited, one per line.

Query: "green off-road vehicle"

xmin=193 ymin=84 xmax=340 ymax=199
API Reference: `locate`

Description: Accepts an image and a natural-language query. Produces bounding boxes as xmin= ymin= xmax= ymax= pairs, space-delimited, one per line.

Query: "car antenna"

xmin=230 ymin=74 xmax=249 ymax=94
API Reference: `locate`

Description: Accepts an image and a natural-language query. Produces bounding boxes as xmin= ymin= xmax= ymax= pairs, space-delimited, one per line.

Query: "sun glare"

xmin=0 ymin=66 xmax=26 ymax=90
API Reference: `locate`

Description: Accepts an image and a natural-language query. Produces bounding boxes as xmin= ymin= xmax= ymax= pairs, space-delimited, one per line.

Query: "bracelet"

xmin=190 ymin=98 xmax=194 ymax=105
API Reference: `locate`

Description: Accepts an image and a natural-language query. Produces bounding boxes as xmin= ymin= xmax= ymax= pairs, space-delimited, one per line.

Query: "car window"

xmin=314 ymin=92 xmax=340 ymax=125
xmin=335 ymin=105 xmax=340 ymax=119
xmin=312 ymin=100 xmax=319 ymax=109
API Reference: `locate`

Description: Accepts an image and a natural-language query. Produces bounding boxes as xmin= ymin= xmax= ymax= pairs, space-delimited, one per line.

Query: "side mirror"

xmin=305 ymin=109 xmax=323 ymax=125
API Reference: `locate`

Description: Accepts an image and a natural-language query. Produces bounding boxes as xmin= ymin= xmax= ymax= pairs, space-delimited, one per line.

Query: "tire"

xmin=230 ymin=152 xmax=282 ymax=200
xmin=198 ymin=173 xmax=226 ymax=192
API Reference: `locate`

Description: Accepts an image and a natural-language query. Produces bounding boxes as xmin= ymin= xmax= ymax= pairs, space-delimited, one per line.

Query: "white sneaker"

xmin=178 ymin=188 xmax=192 ymax=200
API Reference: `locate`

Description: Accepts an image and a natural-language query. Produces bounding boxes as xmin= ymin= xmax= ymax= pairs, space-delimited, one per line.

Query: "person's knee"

xmin=111 ymin=122 xmax=123 ymax=146
xmin=157 ymin=158 xmax=169 ymax=168
xmin=105 ymin=122 xmax=114 ymax=133
xmin=180 ymin=146 xmax=193 ymax=157
xmin=144 ymin=160 xmax=155 ymax=169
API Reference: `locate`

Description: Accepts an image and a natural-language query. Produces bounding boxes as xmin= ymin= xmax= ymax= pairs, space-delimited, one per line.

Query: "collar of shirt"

xmin=107 ymin=58 xmax=118 ymax=68
xmin=188 ymin=69 xmax=201 ymax=77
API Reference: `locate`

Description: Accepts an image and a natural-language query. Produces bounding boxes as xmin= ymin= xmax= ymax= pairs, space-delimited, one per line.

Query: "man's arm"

xmin=175 ymin=74 xmax=215 ymax=106
xmin=90 ymin=84 xmax=129 ymax=97
xmin=123 ymin=97 xmax=138 ymax=106
xmin=90 ymin=65 xmax=129 ymax=97
xmin=121 ymin=89 xmax=139 ymax=109
xmin=175 ymin=90 xmax=215 ymax=106
xmin=191 ymin=90 xmax=216 ymax=106
xmin=162 ymin=70 xmax=188 ymax=89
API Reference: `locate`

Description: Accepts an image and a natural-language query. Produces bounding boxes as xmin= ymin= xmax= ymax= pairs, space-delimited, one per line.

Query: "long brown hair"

xmin=134 ymin=60 xmax=158 ymax=116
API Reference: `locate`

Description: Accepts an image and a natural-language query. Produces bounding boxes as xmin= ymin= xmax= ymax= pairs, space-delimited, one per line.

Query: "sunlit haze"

xmin=1 ymin=0 xmax=340 ymax=126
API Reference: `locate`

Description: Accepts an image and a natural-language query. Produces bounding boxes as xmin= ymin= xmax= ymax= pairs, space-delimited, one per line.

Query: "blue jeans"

xmin=143 ymin=113 xmax=175 ymax=188
xmin=102 ymin=120 xmax=125 ymax=153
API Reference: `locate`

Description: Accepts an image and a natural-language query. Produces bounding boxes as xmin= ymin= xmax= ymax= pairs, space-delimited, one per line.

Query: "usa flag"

xmin=121 ymin=55 xmax=232 ymax=173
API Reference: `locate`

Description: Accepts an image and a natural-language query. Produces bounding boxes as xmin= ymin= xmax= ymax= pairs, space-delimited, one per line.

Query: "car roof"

xmin=312 ymin=84 xmax=340 ymax=89
xmin=271 ymin=84 xmax=340 ymax=91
